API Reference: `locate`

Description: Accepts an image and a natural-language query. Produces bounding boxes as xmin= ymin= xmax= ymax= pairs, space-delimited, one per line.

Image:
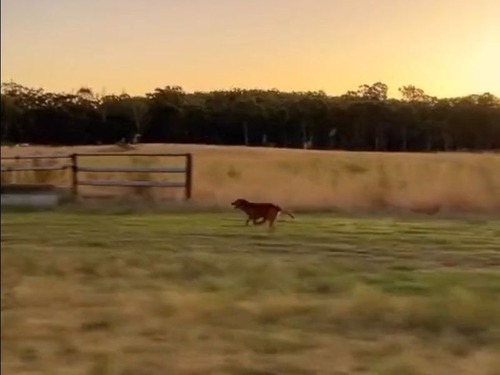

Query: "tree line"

xmin=1 ymin=81 xmax=499 ymax=151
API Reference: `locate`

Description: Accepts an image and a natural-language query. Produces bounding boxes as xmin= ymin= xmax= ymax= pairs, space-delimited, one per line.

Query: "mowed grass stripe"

xmin=2 ymin=212 xmax=499 ymax=268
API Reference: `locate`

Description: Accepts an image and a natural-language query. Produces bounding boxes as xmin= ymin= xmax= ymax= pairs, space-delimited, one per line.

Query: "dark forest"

xmin=2 ymin=81 xmax=499 ymax=151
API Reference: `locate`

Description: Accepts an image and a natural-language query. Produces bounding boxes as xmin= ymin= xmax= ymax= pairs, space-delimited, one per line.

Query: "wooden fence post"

xmin=70 ymin=153 xmax=78 ymax=199
xmin=185 ymin=153 xmax=193 ymax=200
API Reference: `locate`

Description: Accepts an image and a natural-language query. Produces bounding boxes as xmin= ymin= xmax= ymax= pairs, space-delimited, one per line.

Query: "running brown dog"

xmin=231 ymin=198 xmax=295 ymax=229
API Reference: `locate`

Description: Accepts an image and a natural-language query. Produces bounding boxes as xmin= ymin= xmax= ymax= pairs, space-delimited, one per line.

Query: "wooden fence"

xmin=0 ymin=153 xmax=193 ymax=200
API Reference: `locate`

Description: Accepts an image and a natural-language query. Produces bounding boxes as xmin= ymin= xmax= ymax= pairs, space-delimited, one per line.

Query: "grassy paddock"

xmin=2 ymin=210 xmax=500 ymax=374
xmin=1 ymin=144 xmax=500 ymax=214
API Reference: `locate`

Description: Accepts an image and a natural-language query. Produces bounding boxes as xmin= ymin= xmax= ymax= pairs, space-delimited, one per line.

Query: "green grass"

xmin=2 ymin=210 xmax=500 ymax=374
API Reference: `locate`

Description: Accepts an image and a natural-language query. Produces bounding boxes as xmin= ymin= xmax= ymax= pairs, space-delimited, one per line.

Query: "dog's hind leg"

xmin=267 ymin=210 xmax=279 ymax=231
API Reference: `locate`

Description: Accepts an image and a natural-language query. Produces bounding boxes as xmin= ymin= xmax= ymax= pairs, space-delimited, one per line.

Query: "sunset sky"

xmin=1 ymin=0 xmax=499 ymax=98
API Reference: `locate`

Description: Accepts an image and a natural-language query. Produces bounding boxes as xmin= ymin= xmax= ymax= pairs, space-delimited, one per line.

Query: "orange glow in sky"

xmin=1 ymin=0 xmax=499 ymax=97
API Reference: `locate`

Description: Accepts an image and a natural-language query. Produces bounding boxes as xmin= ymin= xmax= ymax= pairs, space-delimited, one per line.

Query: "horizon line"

xmin=1 ymin=78 xmax=499 ymax=100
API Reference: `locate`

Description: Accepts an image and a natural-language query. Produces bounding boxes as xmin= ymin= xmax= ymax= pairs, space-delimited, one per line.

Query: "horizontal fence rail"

xmin=76 ymin=166 xmax=187 ymax=173
xmin=1 ymin=152 xmax=193 ymax=200
xmin=1 ymin=165 xmax=71 ymax=172
xmin=0 ymin=155 xmax=71 ymax=160
xmin=74 ymin=153 xmax=192 ymax=158
xmin=77 ymin=180 xmax=187 ymax=188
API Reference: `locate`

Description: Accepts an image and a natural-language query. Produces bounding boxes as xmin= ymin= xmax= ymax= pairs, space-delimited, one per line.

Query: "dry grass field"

xmin=2 ymin=210 xmax=500 ymax=375
xmin=1 ymin=143 xmax=500 ymax=214
xmin=2 ymin=144 xmax=500 ymax=374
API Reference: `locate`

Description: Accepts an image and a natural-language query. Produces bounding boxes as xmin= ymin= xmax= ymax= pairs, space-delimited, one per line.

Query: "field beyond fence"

xmin=1 ymin=143 xmax=500 ymax=214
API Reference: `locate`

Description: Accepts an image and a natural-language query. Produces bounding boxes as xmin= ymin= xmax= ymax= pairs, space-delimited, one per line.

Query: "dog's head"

xmin=231 ymin=198 xmax=248 ymax=209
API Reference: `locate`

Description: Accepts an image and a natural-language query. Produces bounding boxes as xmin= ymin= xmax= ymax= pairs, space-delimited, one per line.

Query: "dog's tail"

xmin=276 ymin=206 xmax=295 ymax=219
